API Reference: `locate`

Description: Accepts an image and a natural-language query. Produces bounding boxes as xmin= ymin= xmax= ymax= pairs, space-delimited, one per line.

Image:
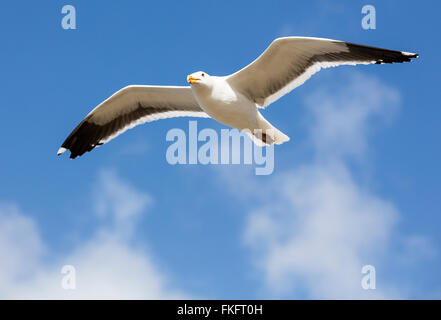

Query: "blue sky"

xmin=0 ymin=0 xmax=440 ymax=298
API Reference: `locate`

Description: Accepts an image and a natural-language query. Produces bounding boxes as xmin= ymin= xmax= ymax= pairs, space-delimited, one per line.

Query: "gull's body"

xmin=193 ymin=76 xmax=250 ymax=128
xmin=190 ymin=75 xmax=286 ymax=145
xmin=58 ymin=37 xmax=418 ymax=159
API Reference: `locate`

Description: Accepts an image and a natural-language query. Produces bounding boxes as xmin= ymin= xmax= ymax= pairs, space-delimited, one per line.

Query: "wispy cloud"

xmin=94 ymin=169 xmax=152 ymax=238
xmin=305 ymin=73 xmax=400 ymax=161
xmin=244 ymin=163 xmax=399 ymax=298
xmin=0 ymin=169 xmax=185 ymax=299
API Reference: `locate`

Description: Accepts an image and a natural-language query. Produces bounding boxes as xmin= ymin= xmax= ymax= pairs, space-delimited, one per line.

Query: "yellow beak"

xmin=187 ymin=75 xmax=200 ymax=84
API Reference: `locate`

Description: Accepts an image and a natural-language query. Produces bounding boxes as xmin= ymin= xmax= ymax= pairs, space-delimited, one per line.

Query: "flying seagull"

xmin=58 ymin=37 xmax=418 ymax=159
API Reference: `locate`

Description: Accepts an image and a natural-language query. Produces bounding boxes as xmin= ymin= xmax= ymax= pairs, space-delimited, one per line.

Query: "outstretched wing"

xmin=58 ymin=85 xmax=209 ymax=159
xmin=227 ymin=37 xmax=418 ymax=108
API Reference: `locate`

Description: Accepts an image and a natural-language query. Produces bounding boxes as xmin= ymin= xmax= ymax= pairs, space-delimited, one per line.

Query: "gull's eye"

xmin=201 ymin=73 xmax=205 ymax=77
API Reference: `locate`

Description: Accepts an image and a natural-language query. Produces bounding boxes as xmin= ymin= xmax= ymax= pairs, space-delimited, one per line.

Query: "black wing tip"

xmin=57 ymin=119 xmax=102 ymax=160
xmin=70 ymin=152 xmax=80 ymax=159
xmin=65 ymin=143 xmax=97 ymax=159
xmin=56 ymin=146 xmax=87 ymax=159
xmin=57 ymin=147 xmax=67 ymax=157
xmin=370 ymin=51 xmax=419 ymax=64
xmin=402 ymin=51 xmax=419 ymax=60
xmin=391 ymin=51 xmax=419 ymax=63
xmin=344 ymin=42 xmax=419 ymax=64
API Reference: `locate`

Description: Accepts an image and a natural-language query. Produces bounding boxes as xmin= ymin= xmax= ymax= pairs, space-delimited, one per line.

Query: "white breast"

xmin=192 ymin=77 xmax=258 ymax=130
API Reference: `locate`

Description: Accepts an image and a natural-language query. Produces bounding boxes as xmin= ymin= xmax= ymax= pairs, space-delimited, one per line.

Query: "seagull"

xmin=58 ymin=36 xmax=418 ymax=159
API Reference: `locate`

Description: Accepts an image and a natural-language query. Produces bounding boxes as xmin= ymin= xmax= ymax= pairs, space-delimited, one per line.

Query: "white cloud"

xmin=0 ymin=169 xmax=185 ymax=299
xmin=305 ymin=73 xmax=400 ymax=161
xmin=94 ymin=169 xmax=152 ymax=238
xmin=240 ymin=72 xmax=433 ymax=299
xmin=245 ymin=164 xmax=398 ymax=298
xmin=0 ymin=204 xmax=46 ymax=287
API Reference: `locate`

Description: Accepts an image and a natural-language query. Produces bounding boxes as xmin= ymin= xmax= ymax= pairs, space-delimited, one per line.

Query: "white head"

xmin=187 ymin=71 xmax=211 ymax=87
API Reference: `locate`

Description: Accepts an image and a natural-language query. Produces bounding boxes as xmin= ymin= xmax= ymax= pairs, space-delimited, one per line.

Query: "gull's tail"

xmin=245 ymin=112 xmax=290 ymax=146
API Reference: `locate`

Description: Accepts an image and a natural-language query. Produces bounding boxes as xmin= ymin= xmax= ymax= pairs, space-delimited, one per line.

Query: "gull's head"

xmin=187 ymin=71 xmax=210 ymax=86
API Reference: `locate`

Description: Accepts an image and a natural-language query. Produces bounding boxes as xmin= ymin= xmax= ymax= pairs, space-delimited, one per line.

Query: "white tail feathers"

xmin=272 ymin=128 xmax=290 ymax=144
xmin=245 ymin=127 xmax=290 ymax=146
xmin=245 ymin=112 xmax=290 ymax=146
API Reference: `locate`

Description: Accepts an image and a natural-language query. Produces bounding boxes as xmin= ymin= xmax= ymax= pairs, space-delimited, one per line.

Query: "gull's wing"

xmin=58 ymin=85 xmax=209 ymax=159
xmin=227 ymin=37 xmax=418 ymax=108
